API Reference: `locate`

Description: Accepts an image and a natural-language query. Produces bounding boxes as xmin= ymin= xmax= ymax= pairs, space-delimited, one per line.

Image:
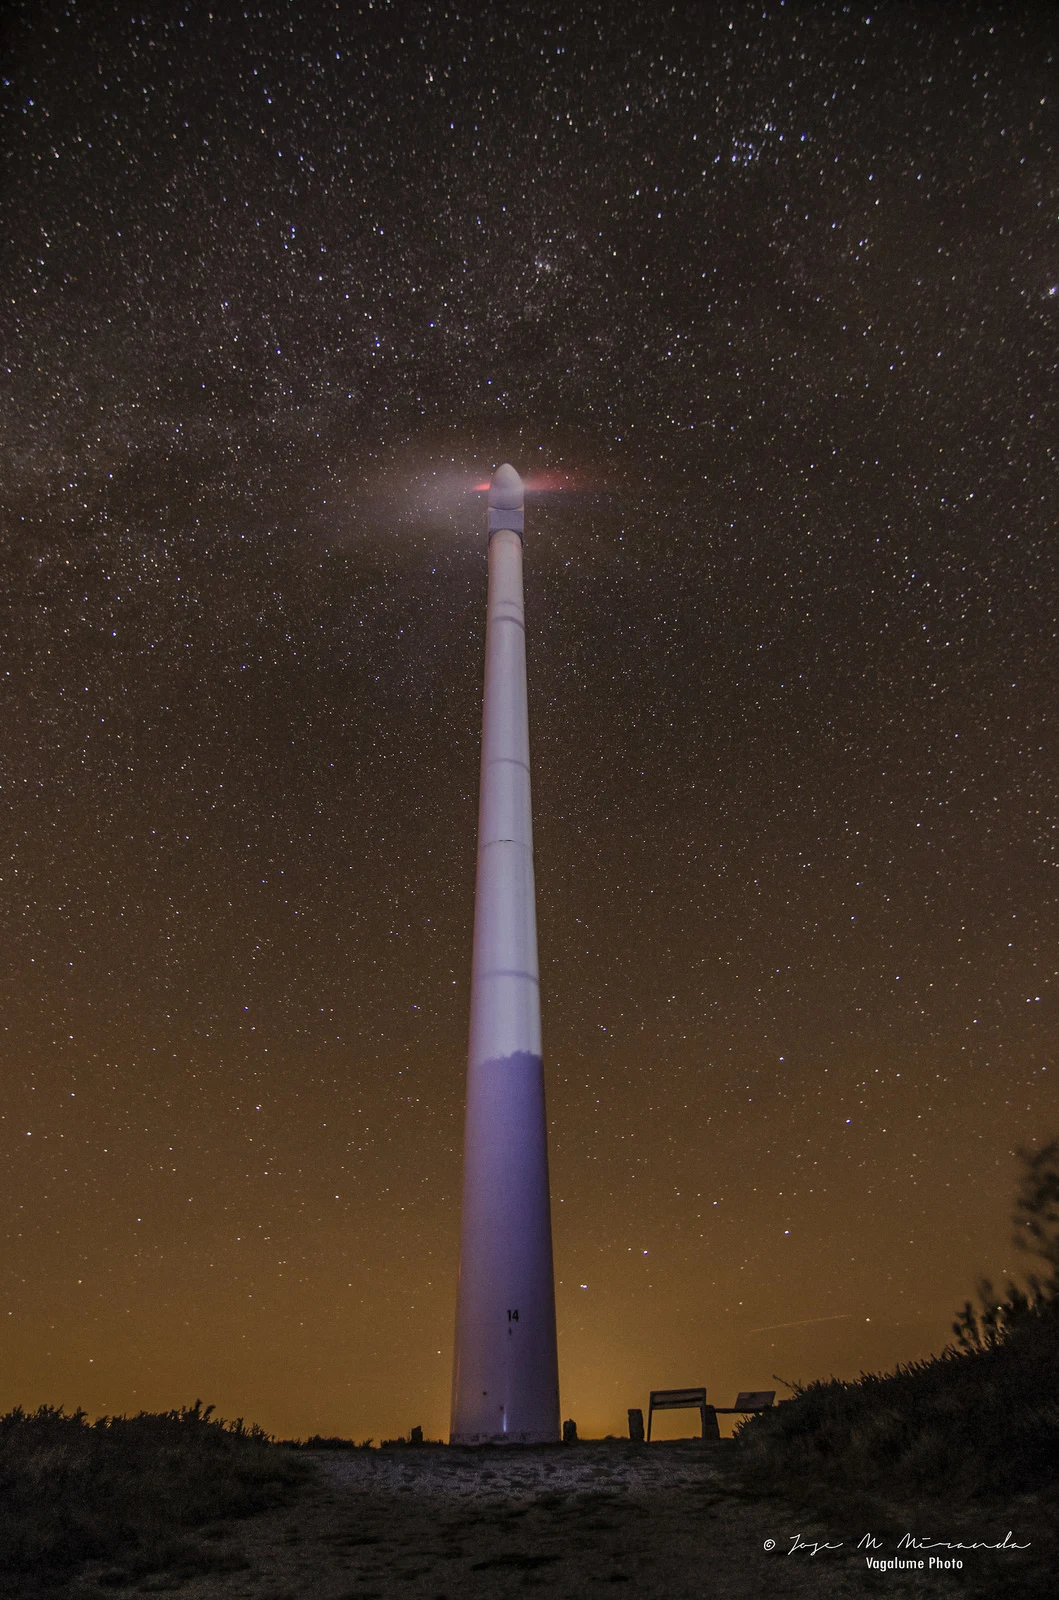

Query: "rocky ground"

xmin=55 ymin=1440 xmax=1042 ymax=1600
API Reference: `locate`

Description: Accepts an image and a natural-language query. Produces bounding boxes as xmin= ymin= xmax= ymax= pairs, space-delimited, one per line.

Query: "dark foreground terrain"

xmin=43 ymin=1440 xmax=1044 ymax=1600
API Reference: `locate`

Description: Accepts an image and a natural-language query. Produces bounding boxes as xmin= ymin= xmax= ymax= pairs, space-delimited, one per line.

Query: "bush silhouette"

xmin=953 ymin=1137 xmax=1059 ymax=1353
xmin=0 ymin=1399 xmax=307 ymax=1585
xmin=738 ymin=1139 xmax=1059 ymax=1503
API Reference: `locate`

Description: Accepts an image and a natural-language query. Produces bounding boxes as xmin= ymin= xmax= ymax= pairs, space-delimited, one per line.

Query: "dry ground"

xmin=56 ymin=1440 xmax=1041 ymax=1600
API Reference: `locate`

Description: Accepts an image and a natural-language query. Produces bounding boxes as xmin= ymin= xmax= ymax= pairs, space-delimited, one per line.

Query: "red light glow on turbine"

xmin=472 ymin=470 xmax=595 ymax=492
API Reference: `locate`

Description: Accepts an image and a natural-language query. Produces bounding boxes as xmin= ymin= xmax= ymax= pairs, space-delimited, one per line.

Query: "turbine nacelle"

xmin=487 ymin=462 xmax=525 ymax=537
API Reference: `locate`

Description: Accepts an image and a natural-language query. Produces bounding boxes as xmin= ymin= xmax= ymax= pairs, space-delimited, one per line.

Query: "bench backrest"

xmin=648 ymin=1388 xmax=707 ymax=1410
xmin=732 ymin=1391 xmax=775 ymax=1411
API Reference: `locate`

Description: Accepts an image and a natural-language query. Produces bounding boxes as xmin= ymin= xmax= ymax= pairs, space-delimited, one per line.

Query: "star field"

xmin=2 ymin=1 xmax=1056 ymax=1439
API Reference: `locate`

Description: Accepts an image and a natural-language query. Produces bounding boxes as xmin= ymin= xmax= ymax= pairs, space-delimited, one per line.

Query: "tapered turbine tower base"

xmin=449 ymin=465 xmax=561 ymax=1445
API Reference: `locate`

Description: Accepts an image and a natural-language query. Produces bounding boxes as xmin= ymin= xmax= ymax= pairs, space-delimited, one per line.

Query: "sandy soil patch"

xmin=58 ymin=1440 xmax=1037 ymax=1599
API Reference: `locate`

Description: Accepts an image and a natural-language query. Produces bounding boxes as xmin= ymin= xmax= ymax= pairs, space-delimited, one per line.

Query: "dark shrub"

xmin=0 ymin=1399 xmax=309 ymax=1586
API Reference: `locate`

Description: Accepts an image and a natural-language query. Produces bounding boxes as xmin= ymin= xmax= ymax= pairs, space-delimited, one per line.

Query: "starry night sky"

xmin=2 ymin=1 xmax=1056 ymax=1441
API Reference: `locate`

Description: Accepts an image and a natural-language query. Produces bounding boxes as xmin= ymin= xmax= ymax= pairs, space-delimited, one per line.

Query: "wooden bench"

xmin=713 ymin=1391 xmax=776 ymax=1415
xmin=646 ymin=1389 xmax=775 ymax=1441
xmin=646 ymin=1388 xmax=713 ymax=1441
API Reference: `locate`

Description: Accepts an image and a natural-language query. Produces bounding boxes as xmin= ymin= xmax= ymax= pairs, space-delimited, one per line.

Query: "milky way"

xmin=2 ymin=2 xmax=1055 ymax=1440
